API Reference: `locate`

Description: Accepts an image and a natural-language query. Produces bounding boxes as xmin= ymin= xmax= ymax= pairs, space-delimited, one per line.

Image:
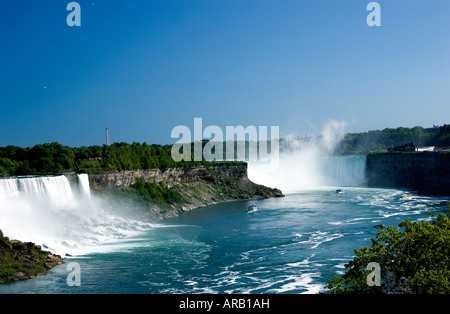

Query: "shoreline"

xmin=88 ymin=163 xmax=284 ymax=220
xmin=0 ymin=163 xmax=283 ymax=284
xmin=0 ymin=230 xmax=64 ymax=284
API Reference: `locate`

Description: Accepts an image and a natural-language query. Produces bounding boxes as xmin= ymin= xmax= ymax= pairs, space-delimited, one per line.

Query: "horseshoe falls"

xmin=248 ymin=155 xmax=367 ymax=194
xmin=322 ymin=155 xmax=367 ymax=187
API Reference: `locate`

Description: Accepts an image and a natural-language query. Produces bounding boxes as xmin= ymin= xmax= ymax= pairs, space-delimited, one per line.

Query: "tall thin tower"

xmin=105 ymin=126 xmax=110 ymax=146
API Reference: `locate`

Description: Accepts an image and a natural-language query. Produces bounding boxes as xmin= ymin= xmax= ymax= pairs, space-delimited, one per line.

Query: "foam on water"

xmin=0 ymin=186 xmax=448 ymax=294
xmin=0 ymin=174 xmax=156 ymax=256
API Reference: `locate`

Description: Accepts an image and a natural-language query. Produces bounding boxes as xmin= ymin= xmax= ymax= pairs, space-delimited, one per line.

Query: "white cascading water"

xmin=248 ymin=120 xmax=367 ymax=193
xmin=77 ymin=173 xmax=91 ymax=198
xmin=322 ymin=155 xmax=367 ymax=187
xmin=248 ymin=154 xmax=367 ymax=193
xmin=0 ymin=177 xmax=20 ymax=199
xmin=0 ymin=174 xmax=153 ymax=256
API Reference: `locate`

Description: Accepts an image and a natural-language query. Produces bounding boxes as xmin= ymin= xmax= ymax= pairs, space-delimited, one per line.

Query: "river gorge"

xmin=0 ymin=153 xmax=449 ymax=291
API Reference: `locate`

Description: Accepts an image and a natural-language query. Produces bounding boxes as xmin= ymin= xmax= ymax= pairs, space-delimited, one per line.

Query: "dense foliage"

xmin=335 ymin=125 xmax=450 ymax=154
xmin=0 ymin=142 xmax=75 ymax=176
xmin=75 ymin=142 xmax=207 ymax=174
xmin=124 ymin=177 xmax=186 ymax=208
xmin=326 ymin=207 xmax=450 ymax=294
xmin=1 ymin=125 xmax=450 ymax=177
xmin=0 ymin=142 xmax=208 ymax=177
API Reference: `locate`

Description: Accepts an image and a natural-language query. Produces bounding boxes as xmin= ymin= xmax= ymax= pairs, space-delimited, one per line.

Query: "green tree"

xmin=435 ymin=124 xmax=450 ymax=147
xmin=0 ymin=158 xmax=19 ymax=177
xmin=327 ymin=208 xmax=450 ymax=294
xmin=126 ymin=177 xmax=185 ymax=208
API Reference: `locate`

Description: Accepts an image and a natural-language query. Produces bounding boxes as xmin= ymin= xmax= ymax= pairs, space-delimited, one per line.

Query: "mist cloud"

xmin=248 ymin=119 xmax=364 ymax=193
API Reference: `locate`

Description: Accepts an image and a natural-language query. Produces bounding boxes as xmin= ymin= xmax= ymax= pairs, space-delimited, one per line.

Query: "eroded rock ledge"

xmin=0 ymin=229 xmax=63 ymax=284
xmin=88 ymin=162 xmax=284 ymax=219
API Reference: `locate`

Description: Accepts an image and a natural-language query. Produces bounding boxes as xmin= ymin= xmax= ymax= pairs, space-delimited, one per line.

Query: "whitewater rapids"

xmin=0 ymin=174 xmax=156 ymax=256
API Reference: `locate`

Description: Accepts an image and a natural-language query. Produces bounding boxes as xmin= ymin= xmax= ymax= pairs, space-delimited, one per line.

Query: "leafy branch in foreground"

xmin=326 ymin=205 xmax=450 ymax=294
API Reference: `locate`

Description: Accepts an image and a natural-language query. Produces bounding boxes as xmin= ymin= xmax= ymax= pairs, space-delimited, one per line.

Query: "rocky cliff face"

xmin=89 ymin=164 xmax=240 ymax=190
xmin=0 ymin=229 xmax=63 ymax=283
xmin=366 ymin=152 xmax=450 ymax=195
xmin=88 ymin=162 xmax=283 ymax=219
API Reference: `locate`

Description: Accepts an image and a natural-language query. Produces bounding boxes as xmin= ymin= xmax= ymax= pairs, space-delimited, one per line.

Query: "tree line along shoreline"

xmin=1 ymin=125 xmax=449 ymax=178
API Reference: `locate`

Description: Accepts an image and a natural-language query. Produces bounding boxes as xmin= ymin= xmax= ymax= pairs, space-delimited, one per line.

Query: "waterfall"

xmin=0 ymin=173 xmax=96 ymax=205
xmin=248 ymin=155 xmax=367 ymax=193
xmin=77 ymin=173 xmax=91 ymax=198
xmin=323 ymin=155 xmax=367 ymax=187
xmin=0 ymin=177 xmax=19 ymax=199
xmin=0 ymin=173 xmax=154 ymax=256
xmin=0 ymin=175 xmax=76 ymax=209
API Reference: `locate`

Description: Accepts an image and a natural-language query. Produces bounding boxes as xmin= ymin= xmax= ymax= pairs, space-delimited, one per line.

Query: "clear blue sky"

xmin=1 ymin=0 xmax=449 ymax=147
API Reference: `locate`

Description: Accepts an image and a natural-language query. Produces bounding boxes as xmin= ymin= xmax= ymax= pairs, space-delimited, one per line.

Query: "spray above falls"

xmin=248 ymin=120 xmax=367 ymax=193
